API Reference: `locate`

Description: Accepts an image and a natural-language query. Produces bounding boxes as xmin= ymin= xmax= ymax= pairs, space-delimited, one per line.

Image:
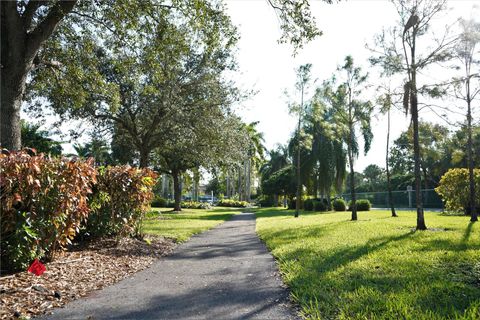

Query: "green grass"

xmin=142 ymin=207 xmax=238 ymax=242
xmin=255 ymin=208 xmax=480 ymax=320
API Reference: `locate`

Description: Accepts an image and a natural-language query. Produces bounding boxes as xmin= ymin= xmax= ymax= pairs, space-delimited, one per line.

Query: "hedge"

xmin=0 ymin=150 xmax=159 ymax=272
xmin=85 ymin=166 xmax=157 ymax=238
xmin=217 ymin=199 xmax=249 ymax=208
xmin=0 ymin=149 xmax=97 ymax=271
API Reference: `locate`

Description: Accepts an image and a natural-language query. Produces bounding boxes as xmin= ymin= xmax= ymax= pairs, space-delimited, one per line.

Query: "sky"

xmin=225 ymin=0 xmax=479 ymax=171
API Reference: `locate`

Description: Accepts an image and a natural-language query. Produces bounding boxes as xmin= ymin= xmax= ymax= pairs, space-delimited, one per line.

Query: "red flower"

xmin=27 ymin=259 xmax=46 ymax=276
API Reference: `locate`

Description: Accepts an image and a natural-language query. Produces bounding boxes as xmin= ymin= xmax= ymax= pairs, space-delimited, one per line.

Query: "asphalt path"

xmin=43 ymin=212 xmax=296 ymax=320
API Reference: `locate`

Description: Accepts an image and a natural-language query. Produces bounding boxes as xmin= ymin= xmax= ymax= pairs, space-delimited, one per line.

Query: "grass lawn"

xmin=142 ymin=207 xmax=239 ymax=242
xmin=255 ymin=208 xmax=480 ymax=319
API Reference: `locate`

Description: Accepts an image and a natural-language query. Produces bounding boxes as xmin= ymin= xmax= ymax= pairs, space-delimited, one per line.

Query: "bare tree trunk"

xmin=386 ymin=108 xmax=397 ymax=217
xmin=246 ymin=160 xmax=251 ymax=202
xmin=411 ymin=80 xmax=427 ymax=230
xmin=172 ymin=169 xmax=182 ymax=212
xmin=467 ymin=89 xmax=477 ymax=221
xmin=348 ymin=146 xmax=357 ymax=221
xmin=226 ymin=171 xmax=230 ymax=198
xmin=139 ymin=148 xmax=149 ymax=168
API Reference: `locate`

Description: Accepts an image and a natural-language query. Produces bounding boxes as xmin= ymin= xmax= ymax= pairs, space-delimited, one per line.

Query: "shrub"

xmin=151 ymin=195 xmax=168 ymax=208
xmin=333 ymin=199 xmax=347 ymax=211
xmin=181 ymin=201 xmax=211 ymax=209
xmin=435 ymin=168 xmax=480 ymax=213
xmin=257 ymin=195 xmax=279 ymax=207
xmin=0 ymin=149 xmax=97 ymax=271
xmin=348 ymin=199 xmax=371 ymax=211
xmin=217 ymin=199 xmax=249 ymax=208
xmin=314 ymin=200 xmax=328 ymax=212
xmin=85 ymin=166 xmax=158 ymax=238
xmin=304 ymin=199 xmax=314 ymax=211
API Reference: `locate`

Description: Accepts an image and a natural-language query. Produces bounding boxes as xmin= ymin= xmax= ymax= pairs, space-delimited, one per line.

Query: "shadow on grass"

xmin=255 ymin=207 xmax=340 ymax=219
xmin=276 ymin=221 xmax=480 ymax=319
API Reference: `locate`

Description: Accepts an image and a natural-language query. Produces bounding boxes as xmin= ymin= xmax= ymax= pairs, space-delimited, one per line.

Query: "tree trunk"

xmin=0 ymin=82 xmax=23 ymax=150
xmin=411 ymin=82 xmax=427 ymax=230
xmin=386 ymin=108 xmax=397 ymax=217
xmin=348 ymin=147 xmax=357 ymax=221
xmin=226 ymin=172 xmax=230 ymax=198
xmin=139 ymin=148 xmax=150 ymax=168
xmin=295 ymin=117 xmax=301 ymax=217
xmin=273 ymin=194 xmax=278 ymax=207
xmin=467 ymin=90 xmax=477 ymax=221
xmin=172 ymin=169 xmax=182 ymax=211
xmin=0 ymin=1 xmax=77 ymax=150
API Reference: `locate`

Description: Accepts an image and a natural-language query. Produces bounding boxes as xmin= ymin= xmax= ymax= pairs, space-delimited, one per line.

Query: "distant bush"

xmin=314 ymin=200 xmax=329 ymax=212
xmin=304 ymin=199 xmax=314 ymax=211
xmin=218 ymin=199 xmax=249 ymax=208
xmin=257 ymin=196 xmax=278 ymax=207
xmin=436 ymin=168 xmax=480 ymax=214
xmin=333 ymin=199 xmax=347 ymax=211
xmin=0 ymin=149 xmax=97 ymax=271
xmin=181 ymin=201 xmax=211 ymax=210
xmin=85 ymin=166 xmax=158 ymax=238
xmin=348 ymin=199 xmax=371 ymax=211
xmin=151 ymin=195 xmax=168 ymax=208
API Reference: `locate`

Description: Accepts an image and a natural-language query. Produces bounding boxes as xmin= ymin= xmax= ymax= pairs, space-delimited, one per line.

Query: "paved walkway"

xmin=44 ymin=213 xmax=296 ymax=319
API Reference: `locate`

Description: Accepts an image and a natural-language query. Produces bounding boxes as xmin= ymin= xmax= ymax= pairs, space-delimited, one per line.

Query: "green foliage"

xmin=333 ymin=198 xmax=347 ymax=211
xmin=85 ymin=166 xmax=158 ymax=238
xmin=180 ymin=201 xmax=211 ymax=210
xmin=0 ymin=150 xmax=97 ymax=271
xmin=257 ymin=195 xmax=279 ymax=207
xmin=151 ymin=196 xmax=168 ymax=208
xmin=314 ymin=199 xmax=330 ymax=212
xmin=304 ymin=198 xmax=314 ymax=211
xmin=21 ymin=121 xmax=62 ymax=156
xmin=217 ymin=199 xmax=249 ymax=208
xmin=305 ymin=199 xmax=331 ymax=212
xmin=435 ymin=168 xmax=480 ymax=213
xmin=256 ymin=208 xmax=480 ymax=319
xmin=348 ymin=199 xmax=371 ymax=211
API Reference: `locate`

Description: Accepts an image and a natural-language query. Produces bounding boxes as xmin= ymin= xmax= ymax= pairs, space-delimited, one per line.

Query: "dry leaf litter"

xmin=0 ymin=236 xmax=176 ymax=319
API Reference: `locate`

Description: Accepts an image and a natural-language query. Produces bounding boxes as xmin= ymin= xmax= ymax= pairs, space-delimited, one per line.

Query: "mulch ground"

xmin=0 ymin=236 xmax=176 ymax=320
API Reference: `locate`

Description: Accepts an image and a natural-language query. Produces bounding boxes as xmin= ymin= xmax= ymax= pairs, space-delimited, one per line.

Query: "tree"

xmin=298 ymin=93 xmax=346 ymax=200
xmin=244 ymin=122 xmax=266 ymax=201
xmin=153 ymin=115 xmax=249 ymax=211
xmin=325 ymin=56 xmax=373 ymax=221
xmin=1 ymin=0 xmax=77 ymax=150
xmin=27 ymin=2 xmax=239 ymax=169
xmin=378 ymin=91 xmax=398 ymax=217
xmin=20 ymin=121 xmax=62 ymax=156
xmin=289 ymin=63 xmax=313 ymax=217
xmin=73 ymin=134 xmax=112 ymax=166
xmin=260 ymin=146 xmax=290 ymax=205
xmin=1 ymin=0 xmax=325 ymax=151
xmin=370 ymin=0 xmax=455 ymax=230
xmin=451 ymin=18 xmax=480 ymax=221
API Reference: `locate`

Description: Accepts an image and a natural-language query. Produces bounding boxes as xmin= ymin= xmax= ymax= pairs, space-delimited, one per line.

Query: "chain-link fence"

xmin=341 ymin=189 xmax=443 ymax=209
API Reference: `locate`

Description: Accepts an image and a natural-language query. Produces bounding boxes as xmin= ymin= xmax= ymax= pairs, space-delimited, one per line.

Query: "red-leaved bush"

xmin=85 ymin=166 xmax=158 ymax=238
xmin=0 ymin=149 xmax=97 ymax=271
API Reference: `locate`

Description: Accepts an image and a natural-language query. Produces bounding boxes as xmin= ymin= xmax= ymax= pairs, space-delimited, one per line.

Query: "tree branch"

xmin=25 ymin=0 xmax=78 ymax=62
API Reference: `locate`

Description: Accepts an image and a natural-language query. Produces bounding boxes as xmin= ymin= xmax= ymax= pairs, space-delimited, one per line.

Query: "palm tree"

xmin=244 ymin=121 xmax=266 ymax=201
xmin=326 ymin=56 xmax=373 ymax=221
xmin=74 ymin=135 xmax=112 ymax=166
xmin=260 ymin=145 xmax=290 ymax=205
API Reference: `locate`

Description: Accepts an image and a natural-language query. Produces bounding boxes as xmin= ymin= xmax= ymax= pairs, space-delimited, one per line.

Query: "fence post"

xmin=407 ymin=186 xmax=413 ymax=208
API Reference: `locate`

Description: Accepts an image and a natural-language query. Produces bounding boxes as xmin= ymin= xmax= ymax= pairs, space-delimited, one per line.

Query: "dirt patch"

xmin=0 ymin=236 xmax=176 ymax=320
